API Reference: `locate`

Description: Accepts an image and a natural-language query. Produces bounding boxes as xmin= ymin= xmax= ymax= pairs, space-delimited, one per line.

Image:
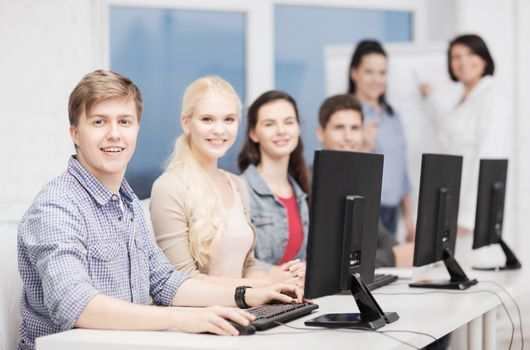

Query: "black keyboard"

xmin=367 ymin=273 xmax=398 ymax=290
xmin=248 ymin=303 xmax=319 ymax=330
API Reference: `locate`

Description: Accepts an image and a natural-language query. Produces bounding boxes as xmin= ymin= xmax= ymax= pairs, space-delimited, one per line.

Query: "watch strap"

xmin=235 ymin=285 xmax=252 ymax=309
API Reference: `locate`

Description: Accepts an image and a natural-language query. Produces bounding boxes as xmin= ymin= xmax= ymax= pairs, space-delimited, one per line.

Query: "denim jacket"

xmin=240 ymin=165 xmax=309 ymax=270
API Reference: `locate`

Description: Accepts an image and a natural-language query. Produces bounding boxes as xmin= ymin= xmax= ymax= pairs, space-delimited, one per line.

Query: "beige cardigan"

xmin=149 ymin=170 xmax=261 ymax=279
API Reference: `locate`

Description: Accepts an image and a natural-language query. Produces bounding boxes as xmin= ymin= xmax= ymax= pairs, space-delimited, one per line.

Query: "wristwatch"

xmin=235 ymin=285 xmax=252 ymax=309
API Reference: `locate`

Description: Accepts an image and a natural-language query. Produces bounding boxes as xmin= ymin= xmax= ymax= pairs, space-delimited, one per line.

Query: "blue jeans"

xmin=380 ymin=205 xmax=398 ymax=234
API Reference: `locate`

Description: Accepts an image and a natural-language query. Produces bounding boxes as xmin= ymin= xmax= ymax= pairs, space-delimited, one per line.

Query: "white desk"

xmin=36 ymin=247 xmax=529 ymax=350
xmin=36 ymin=272 xmax=527 ymax=350
xmin=451 ymin=239 xmax=529 ymax=350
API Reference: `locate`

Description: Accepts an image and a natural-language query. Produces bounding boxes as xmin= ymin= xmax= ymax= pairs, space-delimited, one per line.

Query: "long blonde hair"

xmin=166 ymin=76 xmax=242 ymax=267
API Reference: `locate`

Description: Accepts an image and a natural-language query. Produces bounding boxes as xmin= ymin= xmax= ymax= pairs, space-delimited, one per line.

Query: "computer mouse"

xmin=228 ymin=321 xmax=256 ymax=335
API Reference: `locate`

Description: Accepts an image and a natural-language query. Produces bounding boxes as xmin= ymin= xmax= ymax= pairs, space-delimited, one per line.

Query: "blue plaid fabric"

xmin=17 ymin=156 xmax=189 ymax=349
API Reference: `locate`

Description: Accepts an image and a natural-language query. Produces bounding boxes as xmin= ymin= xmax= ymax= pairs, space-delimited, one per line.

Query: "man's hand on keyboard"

xmin=246 ymin=283 xmax=304 ymax=307
xmin=174 ymin=306 xmax=255 ymax=336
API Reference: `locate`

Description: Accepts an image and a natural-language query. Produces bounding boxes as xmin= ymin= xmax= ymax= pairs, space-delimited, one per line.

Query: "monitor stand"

xmin=409 ymin=248 xmax=478 ymax=290
xmin=305 ymin=273 xmax=399 ymax=330
xmin=472 ymin=238 xmax=522 ymax=271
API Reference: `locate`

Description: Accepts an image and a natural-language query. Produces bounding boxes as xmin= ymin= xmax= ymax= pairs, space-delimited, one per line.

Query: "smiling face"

xmin=351 ymin=53 xmax=388 ymax=103
xmin=182 ymin=90 xmax=239 ymax=164
xmin=317 ymin=109 xmax=363 ymax=152
xmin=449 ymin=43 xmax=487 ymax=87
xmin=249 ymin=99 xmax=300 ymax=160
xmin=70 ymin=97 xmax=139 ymax=190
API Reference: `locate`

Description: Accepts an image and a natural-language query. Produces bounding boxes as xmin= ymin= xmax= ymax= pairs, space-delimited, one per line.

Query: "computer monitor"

xmin=472 ymin=159 xmax=521 ymax=270
xmin=410 ymin=153 xmax=477 ymax=290
xmin=304 ymin=150 xmax=398 ymax=330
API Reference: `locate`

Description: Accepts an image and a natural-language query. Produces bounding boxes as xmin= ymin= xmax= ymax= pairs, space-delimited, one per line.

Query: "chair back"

xmin=0 ymin=220 xmax=22 ymax=350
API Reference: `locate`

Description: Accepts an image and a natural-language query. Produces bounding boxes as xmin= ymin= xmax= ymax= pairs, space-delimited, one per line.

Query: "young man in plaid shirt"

xmin=17 ymin=70 xmax=302 ymax=349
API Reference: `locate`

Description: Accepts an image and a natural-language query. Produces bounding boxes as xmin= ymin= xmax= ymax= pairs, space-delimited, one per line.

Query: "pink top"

xmin=208 ymin=173 xmax=254 ymax=277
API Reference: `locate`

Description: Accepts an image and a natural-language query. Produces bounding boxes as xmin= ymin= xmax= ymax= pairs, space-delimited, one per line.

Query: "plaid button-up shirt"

xmin=17 ymin=157 xmax=189 ymax=349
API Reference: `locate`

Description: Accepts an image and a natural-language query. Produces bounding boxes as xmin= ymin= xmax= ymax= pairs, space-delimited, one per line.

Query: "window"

xmin=110 ymin=6 xmax=246 ymax=198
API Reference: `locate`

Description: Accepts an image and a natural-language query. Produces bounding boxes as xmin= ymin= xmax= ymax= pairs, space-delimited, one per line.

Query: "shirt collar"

xmin=468 ymin=75 xmax=493 ymax=100
xmin=290 ymin=179 xmax=307 ymax=201
xmin=243 ymin=164 xmax=272 ymax=196
xmin=362 ymin=102 xmax=375 ymax=114
xmin=361 ymin=102 xmax=386 ymax=118
xmin=243 ymin=164 xmax=307 ymax=200
xmin=68 ymin=156 xmax=136 ymax=206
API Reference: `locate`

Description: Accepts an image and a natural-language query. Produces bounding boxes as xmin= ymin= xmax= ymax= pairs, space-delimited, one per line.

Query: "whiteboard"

xmin=324 ymin=43 xmax=463 ymax=217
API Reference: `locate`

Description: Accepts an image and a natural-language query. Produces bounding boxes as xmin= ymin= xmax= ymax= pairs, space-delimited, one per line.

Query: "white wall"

xmin=423 ymin=0 xmax=456 ymax=42
xmin=0 ymin=0 xmax=96 ymax=220
xmin=515 ymin=0 xmax=530 ymax=250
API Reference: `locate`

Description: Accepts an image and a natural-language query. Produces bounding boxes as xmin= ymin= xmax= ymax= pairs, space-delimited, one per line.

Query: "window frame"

xmin=94 ymin=0 xmax=424 ymax=104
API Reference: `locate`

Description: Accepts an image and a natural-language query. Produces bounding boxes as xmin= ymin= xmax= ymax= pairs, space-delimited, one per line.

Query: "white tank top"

xmin=208 ymin=173 xmax=254 ymax=277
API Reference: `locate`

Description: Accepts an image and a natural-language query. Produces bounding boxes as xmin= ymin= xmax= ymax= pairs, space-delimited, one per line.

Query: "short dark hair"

xmin=319 ymin=94 xmax=363 ymax=129
xmin=448 ymin=34 xmax=495 ymax=82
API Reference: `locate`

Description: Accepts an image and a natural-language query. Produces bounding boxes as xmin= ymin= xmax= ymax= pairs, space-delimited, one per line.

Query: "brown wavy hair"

xmin=238 ymin=90 xmax=309 ymax=195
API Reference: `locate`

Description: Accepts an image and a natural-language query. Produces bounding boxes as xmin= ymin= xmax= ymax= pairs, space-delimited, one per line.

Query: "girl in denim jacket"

xmin=238 ymin=91 xmax=309 ymax=286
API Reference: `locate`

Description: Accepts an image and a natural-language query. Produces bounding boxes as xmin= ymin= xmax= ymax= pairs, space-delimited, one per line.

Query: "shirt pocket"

xmin=253 ymin=214 xmax=274 ymax=227
xmin=88 ymin=239 xmax=121 ymax=261
xmin=133 ymin=235 xmax=151 ymax=301
xmin=87 ymin=239 xmax=128 ymax=295
xmin=251 ymin=214 xmax=281 ymax=264
xmin=134 ymin=236 xmax=151 ymax=270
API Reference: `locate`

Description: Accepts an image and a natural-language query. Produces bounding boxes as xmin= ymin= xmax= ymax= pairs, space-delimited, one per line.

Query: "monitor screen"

xmin=473 ymin=159 xmax=508 ymax=249
xmin=471 ymin=159 xmax=520 ymax=270
xmin=304 ymin=150 xmax=383 ymax=299
xmin=409 ymin=153 xmax=477 ymax=290
xmin=413 ymin=154 xmax=462 ymax=267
